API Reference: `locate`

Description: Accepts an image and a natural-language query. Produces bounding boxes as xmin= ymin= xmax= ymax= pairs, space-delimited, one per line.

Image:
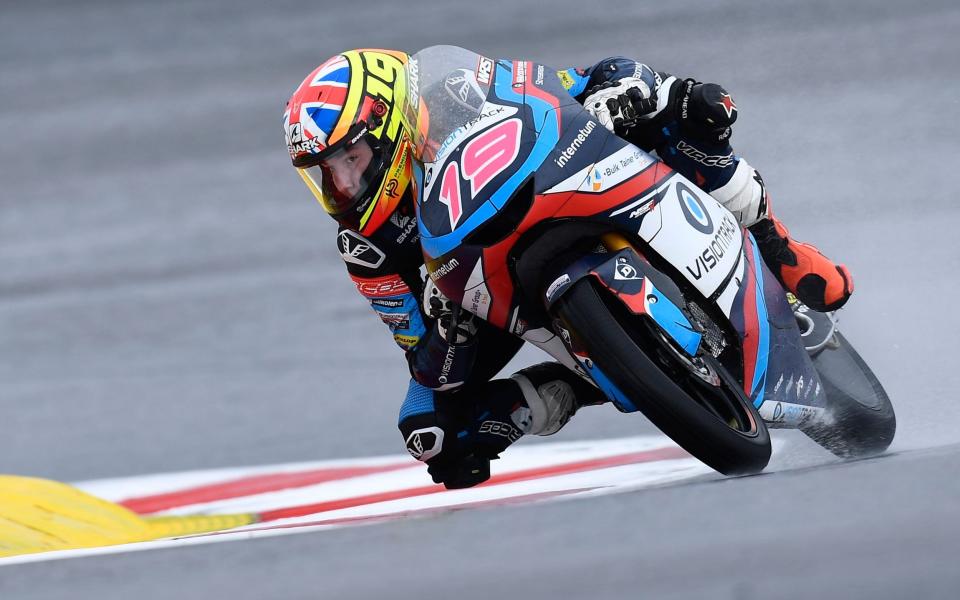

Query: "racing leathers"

xmin=339 ymin=198 xmax=604 ymax=488
xmin=337 ymin=56 xmax=852 ymax=488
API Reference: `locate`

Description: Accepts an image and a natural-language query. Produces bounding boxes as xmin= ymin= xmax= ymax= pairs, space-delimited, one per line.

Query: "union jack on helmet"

xmin=283 ymin=49 xmax=415 ymax=235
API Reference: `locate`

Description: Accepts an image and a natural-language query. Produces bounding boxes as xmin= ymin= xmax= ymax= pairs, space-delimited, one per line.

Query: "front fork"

xmin=600 ymin=232 xmax=632 ymax=252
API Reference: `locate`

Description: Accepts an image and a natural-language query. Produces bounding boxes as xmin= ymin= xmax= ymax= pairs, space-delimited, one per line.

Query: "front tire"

xmin=554 ymin=279 xmax=771 ymax=475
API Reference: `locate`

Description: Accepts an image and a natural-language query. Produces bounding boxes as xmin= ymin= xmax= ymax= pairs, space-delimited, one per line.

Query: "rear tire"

xmin=554 ymin=279 xmax=771 ymax=475
xmin=801 ymin=331 xmax=896 ymax=458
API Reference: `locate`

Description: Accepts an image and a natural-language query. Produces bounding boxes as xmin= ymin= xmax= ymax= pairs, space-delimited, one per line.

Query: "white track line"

xmin=1 ymin=435 xmax=727 ymax=566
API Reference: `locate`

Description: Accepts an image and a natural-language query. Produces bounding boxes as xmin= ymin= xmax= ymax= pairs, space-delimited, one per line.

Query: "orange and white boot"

xmin=748 ymin=213 xmax=853 ymax=312
xmin=711 ymin=159 xmax=854 ymax=312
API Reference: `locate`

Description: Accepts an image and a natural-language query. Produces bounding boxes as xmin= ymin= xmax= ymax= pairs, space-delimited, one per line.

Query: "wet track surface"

xmin=2 ymin=0 xmax=960 ymax=597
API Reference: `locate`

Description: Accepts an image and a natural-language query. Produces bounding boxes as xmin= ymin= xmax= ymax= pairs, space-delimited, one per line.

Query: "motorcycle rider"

xmin=282 ymin=49 xmax=853 ymax=488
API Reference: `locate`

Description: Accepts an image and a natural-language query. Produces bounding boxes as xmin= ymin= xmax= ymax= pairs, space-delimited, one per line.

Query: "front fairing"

xmin=403 ymin=45 xmax=608 ymax=306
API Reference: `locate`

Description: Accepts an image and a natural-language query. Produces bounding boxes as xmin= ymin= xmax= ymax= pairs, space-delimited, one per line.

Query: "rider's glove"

xmin=675 ymin=79 xmax=738 ymax=145
xmin=426 ymin=425 xmax=505 ymax=489
xmin=583 ymin=77 xmax=658 ymax=135
xmin=423 ymin=277 xmax=479 ymax=345
xmin=400 ymin=397 xmax=496 ymax=489
xmin=428 ymin=453 xmax=492 ymax=489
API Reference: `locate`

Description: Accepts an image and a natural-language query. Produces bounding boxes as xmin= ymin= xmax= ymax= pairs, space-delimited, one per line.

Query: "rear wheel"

xmin=554 ymin=278 xmax=771 ymax=475
xmin=802 ymin=331 xmax=896 ymax=457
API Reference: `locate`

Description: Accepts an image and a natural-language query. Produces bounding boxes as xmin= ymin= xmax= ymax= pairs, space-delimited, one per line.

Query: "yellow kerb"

xmin=0 ymin=475 xmax=255 ymax=558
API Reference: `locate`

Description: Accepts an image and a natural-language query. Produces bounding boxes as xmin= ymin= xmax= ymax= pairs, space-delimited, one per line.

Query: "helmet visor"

xmin=299 ymin=137 xmax=384 ymax=218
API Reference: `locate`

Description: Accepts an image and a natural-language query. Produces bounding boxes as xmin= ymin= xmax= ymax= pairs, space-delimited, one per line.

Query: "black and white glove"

xmin=424 ymin=278 xmax=478 ymax=345
xmin=399 ymin=401 xmax=493 ymax=489
xmin=583 ymin=77 xmax=658 ymax=134
xmin=675 ymin=79 xmax=738 ymax=144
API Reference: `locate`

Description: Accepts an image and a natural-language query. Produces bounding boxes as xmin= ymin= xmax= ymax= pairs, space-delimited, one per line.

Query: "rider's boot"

xmin=749 ymin=214 xmax=854 ymax=312
xmin=511 ymin=362 xmax=607 ymax=435
xmin=711 ymin=159 xmax=854 ymax=312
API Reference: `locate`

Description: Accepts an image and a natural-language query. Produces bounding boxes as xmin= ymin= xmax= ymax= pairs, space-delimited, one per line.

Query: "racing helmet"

xmin=283 ymin=49 xmax=414 ymax=234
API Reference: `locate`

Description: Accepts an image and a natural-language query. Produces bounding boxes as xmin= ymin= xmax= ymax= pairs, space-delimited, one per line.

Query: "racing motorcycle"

xmin=402 ymin=45 xmax=895 ymax=475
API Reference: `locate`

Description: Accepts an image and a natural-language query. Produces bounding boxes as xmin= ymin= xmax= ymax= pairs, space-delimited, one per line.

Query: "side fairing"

xmin=627 ymin=174 xmax=744 ymax=307
xmin=728 ymin=233 xmax=827 ymax=418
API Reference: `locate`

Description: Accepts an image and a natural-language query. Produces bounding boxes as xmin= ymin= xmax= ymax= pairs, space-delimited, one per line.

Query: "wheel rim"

xmin=594 ymin=286 xmax=760 ymax=435
xmin=641 ymin=320 xmax=759 ymax=434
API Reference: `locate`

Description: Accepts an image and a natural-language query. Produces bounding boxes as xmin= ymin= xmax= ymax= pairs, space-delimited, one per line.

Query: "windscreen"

xmin=402 ymin=45 xmax=492 ymax=164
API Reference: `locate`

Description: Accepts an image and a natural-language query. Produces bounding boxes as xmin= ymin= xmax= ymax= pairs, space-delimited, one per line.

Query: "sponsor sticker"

xmin=613 ymin=257 xmax=643 ymax=281
xmin=629 ymin=203 xmax=654 ymax=219
xmin=406 ymin=57 xmax=420 ymax=112
xmin=444 ymin=69 xmax=485 ymax=111
xmin=392 ymin=211 xmax=418 ymax=244
xmin=339 ymin=230 xmax=386 ymax=268
xmin=376 ymin=311 xmax=411 ymax=331
xmin=352 ymin=274 xmax=410 ymax=298
xmin=479 ymin=420 xmax=523 ymax=442
xmin=468 ymin=287 xmax=491 ymax=318
xmin=512 ymin=318 xmax=529 ymax=336
xmin=433 ymin=105 xmax=513 ymax=165
xmin=512 ymin=61 xmax=527 ymax=87
xmin=394 ymin=334 xmax=419 ymax=349
xmin=431 ymin=257 xmax=460 ymax=280
xmin=438 ymin=345 xmax=457 ymax=385
xmin=286 ymin=123 xmax=322 ymax=157
xmin=761 ymin=399 xmax=823 ymax=426
xmin=384 ymin=178 xmax=399 ymax=198
xmin=372 ymin=298 xmax=405 ymax=308
xmin=545 ymin=274 xmax=571 ymax=302
xmin=684 ymin=213 xmax=739 ymax=281
xmin=476 ymin=56 xmax=494 ymax=85
xmin=677 ymin=183 xmax=714 ymax=234
xmin=554 ymin=121 xmax=597 ymax=168
xmin=676 ymin=141 xmax=734 ymax=168
xmin=405 ymin=427 xmax=444 ymax=461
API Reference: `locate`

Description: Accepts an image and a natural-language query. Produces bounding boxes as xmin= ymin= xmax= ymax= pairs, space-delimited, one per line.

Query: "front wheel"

xmin=554 ymin=279 xmax=771 ymax=475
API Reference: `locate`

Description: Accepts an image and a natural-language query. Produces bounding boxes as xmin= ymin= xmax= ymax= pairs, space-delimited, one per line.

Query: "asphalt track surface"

xmin=2 ymin=0 xmax=959 ymax=597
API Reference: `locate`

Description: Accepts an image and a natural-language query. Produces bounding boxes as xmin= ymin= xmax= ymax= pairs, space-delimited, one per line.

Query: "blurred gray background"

xmin=2 ymin=0 xmax=959 ymax=598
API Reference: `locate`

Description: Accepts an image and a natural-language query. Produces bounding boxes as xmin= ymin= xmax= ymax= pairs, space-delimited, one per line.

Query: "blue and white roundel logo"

xmin=677 ymin=183 xmax=714 ymax=234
